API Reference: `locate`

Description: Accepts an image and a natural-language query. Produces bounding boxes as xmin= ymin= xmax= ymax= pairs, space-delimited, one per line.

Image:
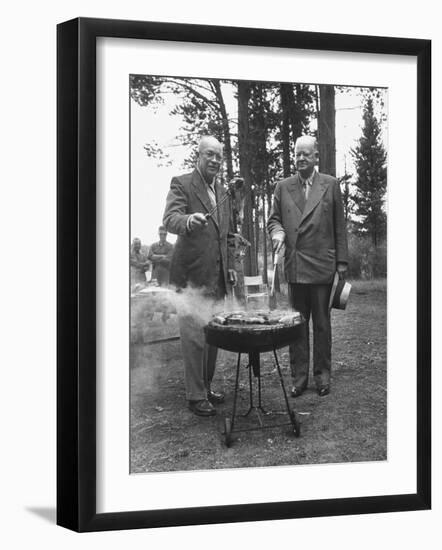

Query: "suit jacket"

xmin=147 ymin=240 xmax=174 ymax=285
xmin=268 ymin=171 xmax=348 ymax=284
xmin=163 ymin=170 xmax=236 ymax=296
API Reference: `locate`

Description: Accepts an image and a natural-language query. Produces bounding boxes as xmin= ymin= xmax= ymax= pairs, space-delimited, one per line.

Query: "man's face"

xmin=295 ymin=142 xmax=317 ymax=177
xmin=197 ymin=142 xmax=223 ymax=181
xmin=133 ymin=239 xmax=141 ymax=252
xmin=159 ymin=231 xmax=167 ymax=243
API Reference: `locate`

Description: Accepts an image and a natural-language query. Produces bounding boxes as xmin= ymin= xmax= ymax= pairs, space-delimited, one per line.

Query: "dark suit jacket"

xmin=163 ymin=170 xmax=236 ymax=296
xmin=147 ymin=240 xmax=174 ymax=285
xmin=268 ymin=171 xmax=348 ymax=284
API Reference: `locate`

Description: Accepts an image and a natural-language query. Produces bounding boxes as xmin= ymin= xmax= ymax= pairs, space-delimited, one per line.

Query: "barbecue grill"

xmin=204 ymin=310 xmax=305 ymax=446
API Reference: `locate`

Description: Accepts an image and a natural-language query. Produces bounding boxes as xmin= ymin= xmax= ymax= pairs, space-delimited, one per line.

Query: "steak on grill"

xmin=212 ymin=309 xmax=302 ymax=327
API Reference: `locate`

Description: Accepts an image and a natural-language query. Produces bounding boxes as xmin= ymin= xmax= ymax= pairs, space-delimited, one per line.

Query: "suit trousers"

xmin=177 ymin=270 xmax=226 ymax=402
xmin=178 ymin=312 xmax=218 ymax=401
xmin=288 ymin=283 xmax=332 ymax=390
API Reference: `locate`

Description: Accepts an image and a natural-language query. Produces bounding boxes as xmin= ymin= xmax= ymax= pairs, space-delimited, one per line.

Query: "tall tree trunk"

xmin=292 ymin=85 xmax=304 ymax=140
xmin=262 ymin=195 xmax=268 ymax=285
xmin=314 ymin=85 xmax=320 ymax=125
xmin=318 ymin=85 xmax=336 ymax=176
xmin=238 ymin=81 xmax=257 ymax=276
xmin=212 ymin=80 xmax=234 ymax=180
xmin=286 ymin=83 xmax=302 ymax=144
xmin=251 ymin=83 xmax=269 ymax=280
xmin=254 ymin=192 xmax=260 ymax=272
xmin=280 ymin=83 xmax=292 ymax=178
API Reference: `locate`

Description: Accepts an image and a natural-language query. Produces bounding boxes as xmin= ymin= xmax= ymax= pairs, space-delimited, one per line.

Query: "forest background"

xmin=130 ymin=76 xmax=388 ymax=291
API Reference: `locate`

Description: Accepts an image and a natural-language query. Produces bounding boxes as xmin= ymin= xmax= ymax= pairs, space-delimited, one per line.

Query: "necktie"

xmin=207 ymin=184 xmax=217 ymax=210
xmin=303 ymin=181 xmax=310 ymax=200
xmin=207 ymin=183 xmax=218 ymax=223
xmin=299 ymin=181 xmax=306 ymax=211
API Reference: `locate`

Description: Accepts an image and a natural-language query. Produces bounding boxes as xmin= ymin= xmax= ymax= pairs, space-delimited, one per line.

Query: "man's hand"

xmin=228 ymin=269 xmax=237 ymax=286
xmin=188 ymin=212 xmax=208 ymax=231
xmin=336 ymin=262 xmax=348 ymax=281
xmin=271 ymin=232 xmax=285 ymax=254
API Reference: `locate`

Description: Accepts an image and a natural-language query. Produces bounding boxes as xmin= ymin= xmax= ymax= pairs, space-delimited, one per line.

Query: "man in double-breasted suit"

xmin=268 ymin=136 xmax=348 ymax=397
xmin=163 ymin=136 xmax=237 ymax=416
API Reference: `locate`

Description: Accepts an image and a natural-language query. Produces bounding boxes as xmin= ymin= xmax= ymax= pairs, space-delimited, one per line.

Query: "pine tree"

xmin=351 ymin=97 xmax=387 ymax=247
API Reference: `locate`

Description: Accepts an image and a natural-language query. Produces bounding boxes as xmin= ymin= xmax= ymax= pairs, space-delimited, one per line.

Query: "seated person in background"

xmin=130 ymin=237 xmax=149 ymax=288
xmin=147 ymin=226 xmax=174 ymax=287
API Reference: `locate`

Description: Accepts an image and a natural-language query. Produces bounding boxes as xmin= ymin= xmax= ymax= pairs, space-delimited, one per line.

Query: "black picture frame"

xmin=57 ymin=17 xmax=431 ymax=532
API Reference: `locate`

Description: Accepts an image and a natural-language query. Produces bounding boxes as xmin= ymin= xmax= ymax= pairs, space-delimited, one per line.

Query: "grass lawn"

xmin=130 ymin=279 xmax=386 ymax=472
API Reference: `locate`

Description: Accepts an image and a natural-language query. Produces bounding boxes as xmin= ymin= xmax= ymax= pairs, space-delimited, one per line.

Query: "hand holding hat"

xmin=336 ymin=262 xmax=348 ymax=281
xmin=329 ymin=269 xmax=351 ymax=310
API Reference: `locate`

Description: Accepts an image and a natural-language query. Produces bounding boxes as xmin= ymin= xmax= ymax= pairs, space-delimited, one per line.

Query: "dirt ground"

xmin=130 ymin=279 xmax=386 ymax=473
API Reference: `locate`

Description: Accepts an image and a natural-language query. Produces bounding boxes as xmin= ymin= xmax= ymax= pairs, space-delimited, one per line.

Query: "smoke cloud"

xmin=172 ymin=284 xmax=242 ymax=324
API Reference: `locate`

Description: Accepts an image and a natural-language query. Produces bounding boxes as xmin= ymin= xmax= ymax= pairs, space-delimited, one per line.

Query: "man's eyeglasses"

xmin=202 ymin=151 xmax=223 ymax=162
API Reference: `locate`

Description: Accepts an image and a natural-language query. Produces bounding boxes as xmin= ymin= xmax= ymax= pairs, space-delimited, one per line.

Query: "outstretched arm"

xmin=163 ymin=177 xmax=191 ymax=236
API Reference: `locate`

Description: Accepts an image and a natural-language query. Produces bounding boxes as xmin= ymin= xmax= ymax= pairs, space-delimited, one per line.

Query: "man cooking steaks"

xmin=163 ymin=136 xmax=237 ymax=417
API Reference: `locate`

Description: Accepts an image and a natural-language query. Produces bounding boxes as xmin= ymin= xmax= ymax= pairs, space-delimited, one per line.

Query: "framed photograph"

xmin=57 ymin=17 xmax=431 ymax=532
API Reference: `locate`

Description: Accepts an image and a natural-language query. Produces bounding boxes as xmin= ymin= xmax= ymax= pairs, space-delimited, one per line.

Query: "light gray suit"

xmin=163 ymin=170 xmax=235 ymax=400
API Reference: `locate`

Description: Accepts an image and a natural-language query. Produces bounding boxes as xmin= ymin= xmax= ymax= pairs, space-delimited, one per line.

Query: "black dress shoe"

xmin=188 ymin=399 xmax=216 ymax=416
xmin=318 ymin=386 xmax=330 ymax=397
xmin=291 ymin=386 xmax=305 ymax=398
xmin=207 ymin=389 xmax=225 ymax=404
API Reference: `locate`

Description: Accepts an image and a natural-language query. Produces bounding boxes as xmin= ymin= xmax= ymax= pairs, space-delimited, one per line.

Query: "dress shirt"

xmin=187 ymin=169 xmax=218 ymax=232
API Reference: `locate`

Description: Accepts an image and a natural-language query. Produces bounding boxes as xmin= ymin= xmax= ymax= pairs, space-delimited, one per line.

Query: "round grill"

xmin=204 ymin=310 xmax=304 ymax=353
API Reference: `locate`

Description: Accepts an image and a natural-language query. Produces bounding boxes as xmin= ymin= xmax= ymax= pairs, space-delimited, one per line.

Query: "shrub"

xmin=347 ymin=234 xmax=387 ymax=279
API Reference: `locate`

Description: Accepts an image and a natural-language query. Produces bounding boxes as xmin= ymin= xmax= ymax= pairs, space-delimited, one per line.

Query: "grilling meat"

xmin=212 ymin=310 xmax=302 ymax=327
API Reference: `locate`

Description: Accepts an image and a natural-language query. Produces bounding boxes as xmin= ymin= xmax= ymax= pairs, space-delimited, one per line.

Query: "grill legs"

xmin=244 ymin=351 xmax=267 ymax=422
xmin=230 ymin=353 xmax=241 ymax=432
xmin=273 ymin=349 xmax=292 ymax=419
xmin=223 ymin=348 xmax=300 ymax=447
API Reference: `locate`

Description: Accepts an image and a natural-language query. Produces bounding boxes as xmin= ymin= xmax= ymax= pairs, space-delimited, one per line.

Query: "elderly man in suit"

xmin=268 ymin=136 xmax=348 ymax=397
xmin=163 ymin=136 xmax=237 ymax=416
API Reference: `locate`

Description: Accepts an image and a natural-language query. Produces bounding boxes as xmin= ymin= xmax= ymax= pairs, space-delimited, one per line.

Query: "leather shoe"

xmin=318 ymin=386 xmax=330 ymax=397
xmin=291 ymin=386 xmax=305 ymax=398
xmin=188 ymin=399 xmax=216 ymax=416
xmin=207 ymin=389 xmax=225 ymax=404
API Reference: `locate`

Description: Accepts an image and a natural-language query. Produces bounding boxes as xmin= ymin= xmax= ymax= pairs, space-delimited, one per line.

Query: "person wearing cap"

xmin=148 ymin=226 xmax=174 ymax=287
xmin=268 ymin=136 xmax=348 ymax=397
xmin=163 ymin=136 xmax=237 ymax=417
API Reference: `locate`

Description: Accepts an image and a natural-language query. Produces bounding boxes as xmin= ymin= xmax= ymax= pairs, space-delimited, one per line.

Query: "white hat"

xmin=328 ymin=272 xmax=351 ymax=310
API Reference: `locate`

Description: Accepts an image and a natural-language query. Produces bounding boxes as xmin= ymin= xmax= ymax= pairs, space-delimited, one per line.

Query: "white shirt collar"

xmin=299 ymin=172 xmax=314 ymax=186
